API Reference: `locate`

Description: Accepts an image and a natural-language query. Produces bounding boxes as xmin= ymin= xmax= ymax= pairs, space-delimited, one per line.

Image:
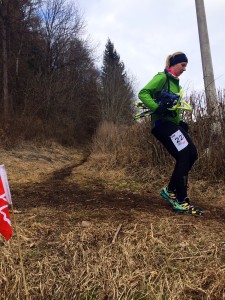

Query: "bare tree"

xmin=40 ymin=0 xmax=84 ymax=72
xmin=0 ymin=0 xmax=42 ymax=120
xmin=0 ymin=0 xmax=9 ymax=122
xmin=28 ymin=0 xmax=100 ymax=143
xmin=0 ymin=0 xmax=100 ymax=145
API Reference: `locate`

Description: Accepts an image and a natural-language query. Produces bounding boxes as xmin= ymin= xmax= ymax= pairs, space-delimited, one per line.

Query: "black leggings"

xmin=152 ymin=121 xmax=198 ymax=202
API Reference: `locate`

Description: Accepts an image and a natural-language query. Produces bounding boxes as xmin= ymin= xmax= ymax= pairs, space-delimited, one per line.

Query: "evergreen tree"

xmin=100 ymin=38 xmax=134 ymax=124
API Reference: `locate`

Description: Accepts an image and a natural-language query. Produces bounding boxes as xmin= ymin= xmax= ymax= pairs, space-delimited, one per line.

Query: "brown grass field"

xmin=1 ymin=142 xmax=225 ymax=300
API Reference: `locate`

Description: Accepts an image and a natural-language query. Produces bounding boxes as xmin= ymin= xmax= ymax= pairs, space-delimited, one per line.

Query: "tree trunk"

xmin=1 ymin=0 xmax=9 ymax=122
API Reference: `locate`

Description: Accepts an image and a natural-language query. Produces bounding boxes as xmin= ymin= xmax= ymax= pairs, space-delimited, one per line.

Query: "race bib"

xmin=170 ymin=130 xmax=188 ymax=151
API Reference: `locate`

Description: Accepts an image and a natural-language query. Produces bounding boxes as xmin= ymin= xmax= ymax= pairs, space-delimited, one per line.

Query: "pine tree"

xmin=100 ymin=38 xmax=134 ymax=124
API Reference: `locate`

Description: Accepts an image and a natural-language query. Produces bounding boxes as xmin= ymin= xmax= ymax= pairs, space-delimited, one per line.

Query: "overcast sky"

xmin=77 ymin=0 xmax=225 ymax=95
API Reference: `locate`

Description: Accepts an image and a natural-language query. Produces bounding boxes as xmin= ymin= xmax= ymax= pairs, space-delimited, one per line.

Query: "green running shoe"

xmin=172 ymin=197 xmax=204 ymax=215
xmin=160 ymin=187 xmax=177 ymax=206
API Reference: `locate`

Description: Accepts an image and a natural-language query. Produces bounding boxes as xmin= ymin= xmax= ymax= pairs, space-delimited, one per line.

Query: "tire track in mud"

xmin=11 ymin=154 xmax=225 ymax=224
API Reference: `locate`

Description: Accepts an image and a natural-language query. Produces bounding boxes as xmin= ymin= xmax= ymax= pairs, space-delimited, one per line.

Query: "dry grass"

xmin=1 ymin=207 xmax=225 ymax=300
xmin=91 ymin=97 xmax=225 ymax=182
xmin=0 ymin=142 xmax=225 ymax=299
xmin=2 ymin=142 xmax=83 ymax=184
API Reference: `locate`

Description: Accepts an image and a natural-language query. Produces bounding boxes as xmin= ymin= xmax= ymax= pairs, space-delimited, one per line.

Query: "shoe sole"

xmin=173 ymin=207 xmax=204 ymax=216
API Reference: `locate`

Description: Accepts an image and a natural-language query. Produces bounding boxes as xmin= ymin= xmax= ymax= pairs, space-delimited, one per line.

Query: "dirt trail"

xmin=11 ymin=156 xmax=225 ymax=226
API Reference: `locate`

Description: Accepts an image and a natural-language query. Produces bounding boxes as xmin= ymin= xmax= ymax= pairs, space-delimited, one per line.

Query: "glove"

xmin=154 ymin=104 xmax=167 ymax=116
xmin=154 ymin=104 xmax=177 ymax=117
xmin=179 ymin=121 xmax=189 ymax=132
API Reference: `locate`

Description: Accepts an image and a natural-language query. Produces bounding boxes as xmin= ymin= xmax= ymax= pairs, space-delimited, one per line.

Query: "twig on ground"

xmin=112 ymin=224 xmax=122 ymax=244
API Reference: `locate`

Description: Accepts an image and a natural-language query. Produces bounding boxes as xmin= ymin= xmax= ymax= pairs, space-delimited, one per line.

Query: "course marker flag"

xmin=0 ymin=165 xmax=12 ymax=241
